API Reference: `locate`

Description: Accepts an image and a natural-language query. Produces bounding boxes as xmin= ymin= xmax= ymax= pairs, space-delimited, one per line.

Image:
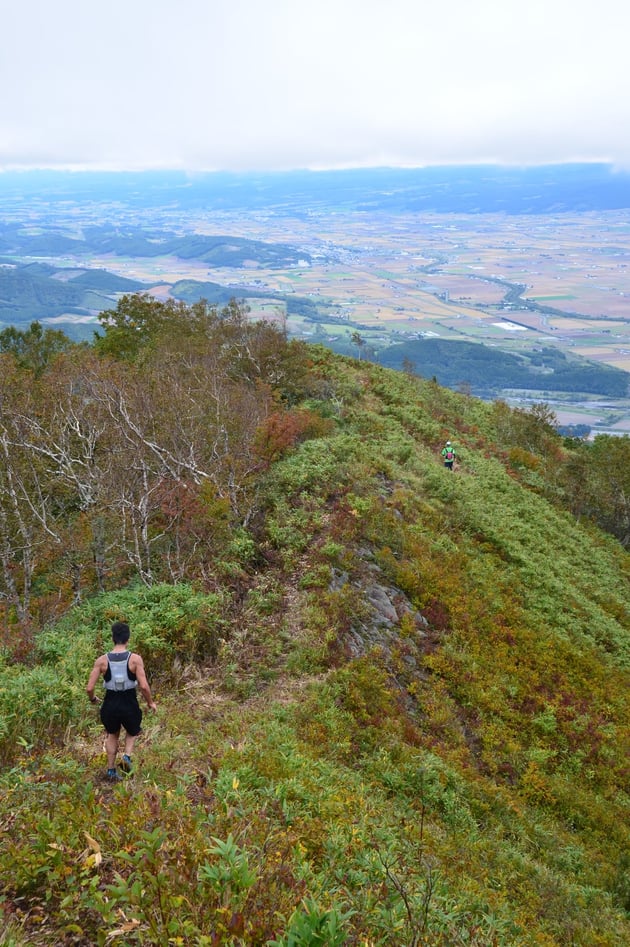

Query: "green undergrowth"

xmin=1 ymin=347 xmax=629 ymax=945
xmin=1 ymin=668 xmax=628 ymax=945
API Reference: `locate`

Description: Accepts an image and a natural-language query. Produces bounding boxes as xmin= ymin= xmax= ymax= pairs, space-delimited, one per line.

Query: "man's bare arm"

xmin=86 ymin=655 xmax=107 ymax=703
xmin=130 ymin=655 xmax=157 ymax=710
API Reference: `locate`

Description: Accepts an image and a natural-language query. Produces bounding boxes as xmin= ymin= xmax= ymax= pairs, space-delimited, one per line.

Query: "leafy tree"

xmin=94 ymin=293 xmax=191 ymax=361
xmin=351 ymin=331 xmax=366 ymax=359
xmin=562 ymin=434 xmax=630 ymax=546
xmin=0 ymin=321 xmax=75 ymax=374
xmin=95 ymin=294 xmax=309 ymax=402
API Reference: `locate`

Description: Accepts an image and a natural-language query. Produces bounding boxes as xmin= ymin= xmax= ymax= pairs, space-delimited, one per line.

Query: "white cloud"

xmin=2 ymin=0 xmax=630 ymax=170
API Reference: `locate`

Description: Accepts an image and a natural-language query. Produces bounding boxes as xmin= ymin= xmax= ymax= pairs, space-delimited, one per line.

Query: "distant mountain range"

xmin=0 ymin=222 xmax=315 ymax=332
xmin=0 ymin=262 xmax=147 ymax=328
xmin=0 ymin=260 xmax=327 ymax=333
xmin=0 ymin=223 xmax=312 ymax=267
xmin=2 ymin=163 xmax=630 ymax=213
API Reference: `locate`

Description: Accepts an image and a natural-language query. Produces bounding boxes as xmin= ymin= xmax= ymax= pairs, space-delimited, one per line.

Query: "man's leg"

xmin=123 ymin=732 xmax=138 ymax=757
xmin=105 ymin=730 xmax=120 ymax=769
xmin=122 ymin=695 xmax=142 ymax=772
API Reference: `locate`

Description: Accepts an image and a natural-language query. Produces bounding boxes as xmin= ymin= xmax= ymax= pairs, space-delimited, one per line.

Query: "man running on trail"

xmin=441 ymin=440 xmax=456 ymax=470
xmin=86 ymin=621 xmax=157 ymax=781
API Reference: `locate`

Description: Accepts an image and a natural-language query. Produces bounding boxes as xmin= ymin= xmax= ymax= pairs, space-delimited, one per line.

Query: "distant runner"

xmin=86 ymin=621 xmax=157 ymax=781
xmin=441 ymin=440 xmax=456 ymax=470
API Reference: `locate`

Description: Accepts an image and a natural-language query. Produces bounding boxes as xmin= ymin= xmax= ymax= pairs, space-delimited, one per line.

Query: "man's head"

xmin=446 ymin=440 xmax=451 ymax=446
xmin=111 ymin=621 xmax=131 ymax=645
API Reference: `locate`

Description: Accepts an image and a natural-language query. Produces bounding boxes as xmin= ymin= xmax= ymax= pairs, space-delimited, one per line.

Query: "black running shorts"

xmin=100 ymin=691 xmax=143 ymax=736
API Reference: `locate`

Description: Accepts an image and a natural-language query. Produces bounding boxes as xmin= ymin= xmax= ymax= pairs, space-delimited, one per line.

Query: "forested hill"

xmin=0 ymin=298 xmax=629 ymax=946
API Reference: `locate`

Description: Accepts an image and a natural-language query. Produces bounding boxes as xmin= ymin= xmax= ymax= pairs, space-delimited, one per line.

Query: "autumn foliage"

xmin=0 ymin=298 xmax=628 ymax=945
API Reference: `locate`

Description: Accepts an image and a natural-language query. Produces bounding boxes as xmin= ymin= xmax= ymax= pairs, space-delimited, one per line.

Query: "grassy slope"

xmin=1 ymin=349 xmax=628 ymax=946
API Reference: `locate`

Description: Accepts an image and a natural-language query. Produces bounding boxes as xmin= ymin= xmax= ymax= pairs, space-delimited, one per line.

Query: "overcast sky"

xmin=2 ymin=0 xmax=630 ymax=172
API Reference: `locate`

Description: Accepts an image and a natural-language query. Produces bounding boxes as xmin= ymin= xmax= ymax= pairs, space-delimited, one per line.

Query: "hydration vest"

xmin=104 ymin=651 xmax=138 ymax=691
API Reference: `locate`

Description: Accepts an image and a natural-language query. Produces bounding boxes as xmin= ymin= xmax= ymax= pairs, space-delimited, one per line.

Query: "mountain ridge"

xmin=0 ymin=309 xmax=628 ymax=945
